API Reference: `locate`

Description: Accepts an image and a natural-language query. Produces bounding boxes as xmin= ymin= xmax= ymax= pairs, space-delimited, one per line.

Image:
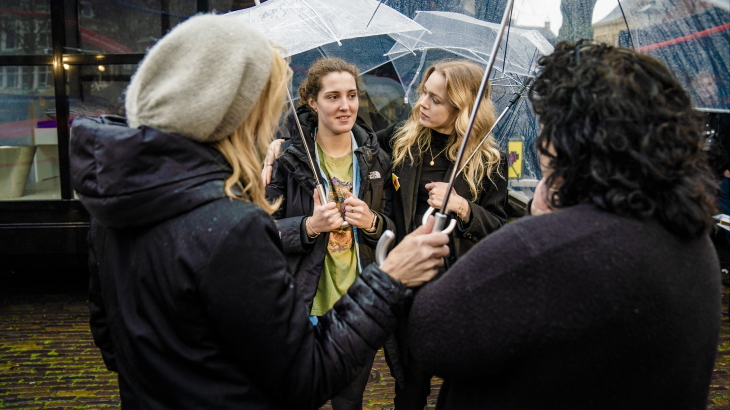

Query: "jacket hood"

xmin=70 ymin=116 xmax=231 ymax=228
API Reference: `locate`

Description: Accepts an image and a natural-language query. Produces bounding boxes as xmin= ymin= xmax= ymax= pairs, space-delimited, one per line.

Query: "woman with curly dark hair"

xmin=406 ymin=40 xmax=721 ymax=410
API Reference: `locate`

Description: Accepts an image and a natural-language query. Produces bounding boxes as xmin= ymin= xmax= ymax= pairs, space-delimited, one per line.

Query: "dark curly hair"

xmin=529 ymin=40 xmax=717 ymax=239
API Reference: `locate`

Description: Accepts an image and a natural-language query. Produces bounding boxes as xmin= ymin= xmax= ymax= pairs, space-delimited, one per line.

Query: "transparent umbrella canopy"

xmin=386 ymin=11 xmax=553 ymax=102
xmin=507 ymin=0 xmax=729 ymax=112
xmin=225 ymin=0 xmax=427 ymax=91
xmin=385 ymin=10 xmax=554 ymax=189
xmin=617 ymin=0 xmax=729 ymax=113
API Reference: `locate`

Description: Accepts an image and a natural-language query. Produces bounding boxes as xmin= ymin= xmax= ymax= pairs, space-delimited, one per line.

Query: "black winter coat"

xmin=410 ymin=204 xmax=721 ymax=409
xmin=375 ymin=122 xmax=508 ymax=263
xmin=375 ymin=122 xmax=509 ymax=389
xmin=266 ymin=107 xmax=395 ymax=312
xmin=71 ymin=116 xmax=412 ymax=410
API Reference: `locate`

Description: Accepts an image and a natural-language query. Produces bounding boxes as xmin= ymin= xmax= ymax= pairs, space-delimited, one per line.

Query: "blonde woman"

xmin=375 ymin=60 xmax=508 ymax=410
xmin=69 ymin=15 xmax=449 ymax=409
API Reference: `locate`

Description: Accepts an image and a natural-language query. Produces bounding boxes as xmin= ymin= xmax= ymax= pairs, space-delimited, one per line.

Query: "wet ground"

xmin=1 ymin=237 xmax=729 ymax=409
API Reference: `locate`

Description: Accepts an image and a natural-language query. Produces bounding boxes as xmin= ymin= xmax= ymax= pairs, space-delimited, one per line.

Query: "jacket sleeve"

xmin=456 ymin=154 xmax=508 ymax=242
xmin=266 ymin=158 xmax=313 ymax=253
xmin=87 ymin=222 xmax=118 ymax=372
xmin=199 ymin=209 xmax=411 ymax=409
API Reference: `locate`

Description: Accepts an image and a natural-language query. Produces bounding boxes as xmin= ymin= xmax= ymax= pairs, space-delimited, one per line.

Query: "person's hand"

xmin=343 ymin=191 xmax=376 ymax=229
xmin=261 ymin=139 xmax=285 ymax=186
xmin=380 ymin=216 xmax=450 ymax=287
xmin=425 ymin=182 xmax=470 ymax=221
xmin=307 ymin=190 xmax=345 ymax=235
xmin=530 ymin=178 xmax=555 ymax=216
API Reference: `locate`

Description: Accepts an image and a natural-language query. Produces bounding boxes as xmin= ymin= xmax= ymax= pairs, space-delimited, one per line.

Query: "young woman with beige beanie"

xmin=69 ymin=14 xmax=449 ymax=409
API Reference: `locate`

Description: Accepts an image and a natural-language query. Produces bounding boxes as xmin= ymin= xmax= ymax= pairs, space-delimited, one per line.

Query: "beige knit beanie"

xmin=125 ymin=14 xmax=273 ymax=143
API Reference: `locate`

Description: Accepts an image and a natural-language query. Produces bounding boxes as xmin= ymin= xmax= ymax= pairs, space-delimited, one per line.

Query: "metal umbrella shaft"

xmin=285 ymin=88 xmax=328 ymax=206
xmin=284 ymin=88 xmax=349 ymax=228
xmin=434 ymin=0 xmax=515 ymax=233
xmin=455 ymin=78 xmax=531 ymax=178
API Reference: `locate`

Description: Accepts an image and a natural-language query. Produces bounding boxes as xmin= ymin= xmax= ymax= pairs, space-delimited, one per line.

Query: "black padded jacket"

xmin=71 ymin=115 xmax=412 ymax=410
xmin=266 ymin=107 xmax=396 ymax=312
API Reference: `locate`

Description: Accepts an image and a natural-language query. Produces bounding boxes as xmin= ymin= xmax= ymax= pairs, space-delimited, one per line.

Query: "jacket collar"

xmin=279 ymin=107 xmax=379 ymax=195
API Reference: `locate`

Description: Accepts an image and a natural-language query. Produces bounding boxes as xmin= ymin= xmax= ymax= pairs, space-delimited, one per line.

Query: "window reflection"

xmin=66 ymin=64 xmax=135 ymax=119
xmin=71 ymin=1 xmax=197 ymax=54
xmin=0 ymin=1 xmax=52 ymax=56
xmin=0 ymin=65 xmax=59 ymax=200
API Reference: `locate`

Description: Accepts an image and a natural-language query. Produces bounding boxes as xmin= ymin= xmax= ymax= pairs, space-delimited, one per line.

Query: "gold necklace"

xmin=428 ymin=143 xmax=449 ymax=166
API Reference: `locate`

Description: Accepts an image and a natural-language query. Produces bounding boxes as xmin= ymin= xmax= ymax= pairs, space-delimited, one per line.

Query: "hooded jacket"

xmin=71 ymin=116 xmax=412 ymax=409
xmin=266 ymin=107 xmax=395 ymax=312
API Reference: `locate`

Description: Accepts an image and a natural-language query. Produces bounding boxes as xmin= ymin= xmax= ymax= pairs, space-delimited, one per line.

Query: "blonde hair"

xmin=391 ymin=61 xmax=503 ymax=200
xmin=211 ymin=49 xmax=290 ymax=214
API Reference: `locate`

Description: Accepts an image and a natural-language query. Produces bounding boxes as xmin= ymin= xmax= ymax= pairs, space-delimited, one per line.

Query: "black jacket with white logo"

xmin=266 ymin=107 xmax=395 ymax=312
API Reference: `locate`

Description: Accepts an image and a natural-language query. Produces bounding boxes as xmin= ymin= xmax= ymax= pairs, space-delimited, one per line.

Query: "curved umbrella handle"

xmin=375 ymin=230 xmax=396 ymax=266
xmin=422 ymin=206 xmax=457 ymax=235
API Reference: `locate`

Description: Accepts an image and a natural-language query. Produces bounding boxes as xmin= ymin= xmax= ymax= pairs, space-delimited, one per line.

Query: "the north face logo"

xmin=369 ymin=171 xmax=381 ymax=180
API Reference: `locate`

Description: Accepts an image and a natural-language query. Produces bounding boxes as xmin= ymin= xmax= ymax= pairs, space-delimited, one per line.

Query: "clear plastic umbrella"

xmin=387 ymin=11 xmax=553 ymax=102
xmin=504 ymin=0 xmax=729 ymax=112
xmin=617 ymin=0 xmax=729 ymax=113
xmin=226 ymin=0 xmax=427 ymax=87
xmin=385 ymin=10 xmax=553 ymax=192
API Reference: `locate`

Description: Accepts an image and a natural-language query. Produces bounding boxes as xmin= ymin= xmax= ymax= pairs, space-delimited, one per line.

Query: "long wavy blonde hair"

xmin=391 ymin=61 xmax=503 ymax=200
xmin=211 ymin=49 xmax=290 ymax=214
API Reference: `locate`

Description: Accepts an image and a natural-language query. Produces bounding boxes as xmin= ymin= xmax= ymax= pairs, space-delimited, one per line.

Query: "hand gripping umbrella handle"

xmin=315 ymin=184 xmax=350 ymax=229
xmin=375 ymin=209 xmax=455 ymax=266
xmin=315 ymin=184 xmax=328 ymax=207
xmin=422 ymin=207 xmax=457 ymax=234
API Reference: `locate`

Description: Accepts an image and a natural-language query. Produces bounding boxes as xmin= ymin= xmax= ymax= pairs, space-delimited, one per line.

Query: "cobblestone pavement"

xmin=2 ymin=239 xmax=729 ymax=409
xmin=0 ymin=273 xmax=439 ymax=409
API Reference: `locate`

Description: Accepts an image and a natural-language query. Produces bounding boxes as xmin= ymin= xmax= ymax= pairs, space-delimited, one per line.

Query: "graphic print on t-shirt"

xmin=327 ymin=176 xmax=353 ymax=253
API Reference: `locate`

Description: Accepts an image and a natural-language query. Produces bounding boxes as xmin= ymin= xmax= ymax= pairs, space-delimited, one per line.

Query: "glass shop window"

xmin=0 ymin=65 xmax=60 ymax=200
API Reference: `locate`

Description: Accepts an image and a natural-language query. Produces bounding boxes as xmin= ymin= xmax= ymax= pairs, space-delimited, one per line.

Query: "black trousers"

xmin=330 ymin=352 xmax=376 ymax=410
xmin=384 ymin=350 xmax=432 ymax=410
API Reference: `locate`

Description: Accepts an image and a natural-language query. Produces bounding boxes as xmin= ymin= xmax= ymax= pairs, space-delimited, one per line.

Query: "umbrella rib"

xmin=365 ymin=0 xmax=386 ymax=30
xmin=302 ymin=0 xmax=342 ymax=46
xmin=618 ymin=0 xmax=636 ymax=49
xmin=405 ymin=49 xmax=429 ymax=104
xmin=467 ymin=49 xmax=488 ymax=65
xmin=386 ymin=33 xmax=418 ymax=56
